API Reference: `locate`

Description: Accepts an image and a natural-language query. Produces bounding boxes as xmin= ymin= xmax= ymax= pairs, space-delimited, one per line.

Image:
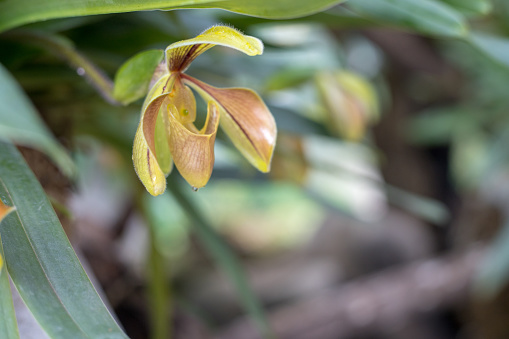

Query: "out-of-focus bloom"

xmin=316 ymin=71 xmax=378 ymax=141
xmin=133 ymin=26 xmax=277 ymax=195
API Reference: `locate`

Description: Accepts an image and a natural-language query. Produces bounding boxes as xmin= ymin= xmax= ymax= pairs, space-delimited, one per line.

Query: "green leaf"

xmin=167 ymin=177 xmax=275 ymax=339
xmin=0 ymin=0 xmax=346 ymax=33
xmin=346 ymin=0 xmax=468 ymax=38
xmin=0 ymin=141 xmax=128 ymax=339
xmin=0 ymin=235 xmax=20 ymax=339
xmin=0 ymin=63 xmax=75 ymax=177
xmin=439 ymin=0 xmax=491 ymax=16
xmin=469 ymin=32 xmax=509 ymax=70
xmin=113 ymin=49 xmax=164 ymax=105
xmin=177 ymin=0 xmax=346 ymax=19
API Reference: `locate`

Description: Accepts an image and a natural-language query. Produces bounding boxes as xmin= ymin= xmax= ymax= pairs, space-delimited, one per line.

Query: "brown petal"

xmin=133 ymin=95 xmax=168 ymax=196
xmin=168 ymin=101 xmax=220 ymax=189
xmin=183 ymin=75 xmax=276 ymax=172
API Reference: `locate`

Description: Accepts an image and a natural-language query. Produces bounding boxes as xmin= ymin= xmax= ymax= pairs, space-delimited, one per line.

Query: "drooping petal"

xmin=133 ymin=74 xmax=175 ymax=196
xmin=166 ymin=25 xmax=264 ymax=73
xmin=167 ymin=101 xmax=220 ymax=189
xmin=183 ymin=75 xmax=277 ymax=172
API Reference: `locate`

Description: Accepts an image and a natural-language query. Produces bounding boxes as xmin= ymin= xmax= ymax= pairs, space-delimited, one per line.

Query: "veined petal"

xmin=168 ymin=101 xmax=220 ymax=189
xmin=183 ymin=75 xmax=276 ymax=172
xmin=133 ymin=96 xmax=167 ymax=196
xmin=133 ymin=75 xmax=176 ymax=196
xmin=166 ymin=25 xmax=264 ymax=72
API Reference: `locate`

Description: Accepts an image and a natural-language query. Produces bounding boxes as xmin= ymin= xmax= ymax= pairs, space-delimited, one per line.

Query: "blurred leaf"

xmin=0 ymin=63 xmax=75 ymax=177
xmin=0 ymin=235 xmax=19 ymax=339
xmin=386 ymin=185 xmax=450 ymax=224
xmin=451 ymin=129 xmax=488 ymax=190
xmin=0 ymin=141 xmax=128 ymax=339
xmin=143 ymin=193 xmax=189 ymax=258
xmin=475 ymin=219 xmax=509 ymax=298
xmin=347 ymin=0 xmax=468 ymax=38
xmin=265 ymin=68 xmax=316 ymax=91
xmin=469 ymin=32 xmax=509 ymax=70
xmin=113 ymin=49 xmax=164 ymax=105
xmin=0 ymin=0 xmax=346 ymax=33
xmin=168 ymin=177 xmax=274 ymax=339
xmin=439 ymin=0 xmax=491 ymax=15
xmin=408 ymin=107 xmax=467 ymax=146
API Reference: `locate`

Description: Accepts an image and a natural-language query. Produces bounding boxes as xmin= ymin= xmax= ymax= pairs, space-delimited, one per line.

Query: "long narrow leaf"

xmin=0 ymin=0 xmax=345 ymax=33
xmin=0 ymin=63 xmax=75 ymax=177
xmin=469 ymin=32 xmax=509 ymax=70
xmin=0 ymin=141 xmax=128 ymax=339
xmin=347 ymin=0 xmax=468 ymax=38
xmin=0 ymin=235 xmax=20 ymax=339
xmin=167 ymin=177 xmax=274 ymax=339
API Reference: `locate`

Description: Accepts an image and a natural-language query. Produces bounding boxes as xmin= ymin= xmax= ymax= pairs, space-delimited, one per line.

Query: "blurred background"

xmin=3 ymin=1 xmax=509 ymax=338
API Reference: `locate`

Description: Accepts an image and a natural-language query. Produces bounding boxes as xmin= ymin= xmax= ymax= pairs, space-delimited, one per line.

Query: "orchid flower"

xmin=133 ymin=26 xmax=277 ymax=195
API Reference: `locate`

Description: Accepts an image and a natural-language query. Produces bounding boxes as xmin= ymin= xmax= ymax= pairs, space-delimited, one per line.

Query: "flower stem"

xmin=3 ymin=30 xmax=120 ymax=105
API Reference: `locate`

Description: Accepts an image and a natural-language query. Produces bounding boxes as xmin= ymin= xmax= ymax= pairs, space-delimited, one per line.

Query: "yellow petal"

xmin=171 ymin=76 xmax=196 ymax=124
xmin=154 ymin=102 xmax=173 ymax=176
xmin=133 ymin=75 xmax=175 ymax=196
xmin=168 ymin=101 xmax=220 ymax=189
xmin=183 ymin=75 xmax=277 ymax=172
xmin=166 ymin=25 xmax=264 ymax=72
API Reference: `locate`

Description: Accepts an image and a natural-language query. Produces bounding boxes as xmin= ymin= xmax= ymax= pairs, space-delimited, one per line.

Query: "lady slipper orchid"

xmin=133 ymin=26 xmax=277 ymax=196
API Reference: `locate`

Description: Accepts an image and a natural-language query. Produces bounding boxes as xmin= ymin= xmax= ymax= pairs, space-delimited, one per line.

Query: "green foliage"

xmin=0 ymin=63 xmax=75 ymax=177
xmin=0 ymin=0 xmax=346 ymax=33
xmin=439 ymin=0 xmax=492 ymax=15
xmin=0 ymin=234 xmax=19 ymax=339
xmin=469 ymin=32 xmax=509 ymax=69
xmin=113 ymin=49 xmax=164 ymax=105
xmin=0 ymin=141 xmax=127 ymax=339
xmin=347 ymin=0 xmax=468 ymax=37
xmin=2 ymin=0 xmax=509 ymax=337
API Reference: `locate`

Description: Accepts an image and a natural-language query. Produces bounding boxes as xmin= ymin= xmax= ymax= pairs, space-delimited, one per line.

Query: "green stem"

xmin=167 ymin=176 xmax=275 ymax=339
xmin=136 ymin=192 xmax=172 ymax=339
xmin=147 ymin=227 xmax=172 ymax=339
xmin=2 ymin=30 xmax=120 ymax=105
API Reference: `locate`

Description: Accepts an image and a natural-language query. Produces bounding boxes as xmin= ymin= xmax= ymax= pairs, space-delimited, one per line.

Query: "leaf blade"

xmin=347 ymin=0 xmax=468 ymax=38
xmin=0 ymin=234 xmax=20 ymax=339
xmin=113 ymin=49 xmax=165 ymax=105
xmin=0 ymin=63 xmax=75 ymax=177
xmin=0 ymin=141 xmax=128 ymax=339
xmin=0 ymin=0 xmax=345 ymax=33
